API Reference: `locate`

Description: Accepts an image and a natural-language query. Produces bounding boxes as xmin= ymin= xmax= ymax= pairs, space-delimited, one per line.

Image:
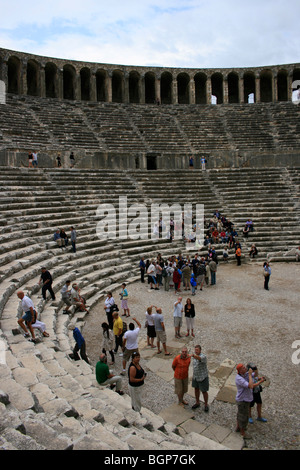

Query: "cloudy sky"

xmin=0 ymin=0 xmax=299 ymax=69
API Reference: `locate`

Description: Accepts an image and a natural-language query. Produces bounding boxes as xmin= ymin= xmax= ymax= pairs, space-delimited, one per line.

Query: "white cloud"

xmin=0 ymin=0 xmax=299 ymax=68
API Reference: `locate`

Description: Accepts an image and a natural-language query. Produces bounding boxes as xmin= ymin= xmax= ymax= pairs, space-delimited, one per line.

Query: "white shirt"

xmin=173 ymin=301 xmax=183 ymax=318
xmin=22 ymin=295 xmax=34 ymax=312
xmin=105 ymin=296 xmax=115 ymax=312
xmin=124 ymin=328 xmax=140 ymax=350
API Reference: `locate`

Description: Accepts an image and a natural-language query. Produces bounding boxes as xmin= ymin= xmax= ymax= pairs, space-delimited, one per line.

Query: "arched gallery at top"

xmin=3 ymin=54 xmax=300 ymax=105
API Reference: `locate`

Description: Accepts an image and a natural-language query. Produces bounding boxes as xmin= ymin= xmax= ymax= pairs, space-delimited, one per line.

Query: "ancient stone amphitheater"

xmin=0 ymin=48 xmax=299 ymax=451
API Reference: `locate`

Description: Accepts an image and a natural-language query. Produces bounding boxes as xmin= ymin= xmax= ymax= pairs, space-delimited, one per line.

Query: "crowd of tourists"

xmin=14 ymin=208 xmax=269 ymax=445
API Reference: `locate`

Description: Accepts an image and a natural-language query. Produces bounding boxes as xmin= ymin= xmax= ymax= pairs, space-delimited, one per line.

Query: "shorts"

xmin=123 ymin=347 xmax=138 ymax=362
xmin=250 ymin=391 xmax=262 ymax=407
xmin=147 ymin=324 xmax=156 ymax=338
xmin=156 ymin=330 xmax=166 ymax=344
xmin=236 ymin=401 xmax=251 ymax=430
xmin=174 ymin=317 xmax=182 ymax=328
xmin=174 ymin=377 xmax=189 ymax=395
xmin=22 ymin=311 xmax=34 ymax=322
xmin=62 ymin=297 xmax=72 ymax=306
xmin=192 ymin=376 xmax=209 ymax=392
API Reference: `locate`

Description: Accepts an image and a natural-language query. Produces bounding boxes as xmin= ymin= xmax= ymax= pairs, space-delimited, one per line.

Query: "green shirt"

xmin=96 ymin=361 xmax=109 ymax=384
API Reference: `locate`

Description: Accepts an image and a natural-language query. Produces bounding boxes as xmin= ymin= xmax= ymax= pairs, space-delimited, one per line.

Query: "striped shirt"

xmin=193 ymin=353 xmax=208 ymax=382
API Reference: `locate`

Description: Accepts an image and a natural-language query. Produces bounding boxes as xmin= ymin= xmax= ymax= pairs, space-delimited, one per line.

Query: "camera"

xmin=247 ymin=362 xmax=257 ymax=371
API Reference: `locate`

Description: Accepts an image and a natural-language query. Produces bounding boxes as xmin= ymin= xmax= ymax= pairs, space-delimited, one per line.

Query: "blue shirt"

xmin=73 ymin=327 xmax=85 ymax=348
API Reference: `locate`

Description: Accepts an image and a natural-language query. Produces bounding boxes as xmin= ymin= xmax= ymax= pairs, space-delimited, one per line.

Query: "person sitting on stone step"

xmin=53 ymin=229 xmax=65 ymax=248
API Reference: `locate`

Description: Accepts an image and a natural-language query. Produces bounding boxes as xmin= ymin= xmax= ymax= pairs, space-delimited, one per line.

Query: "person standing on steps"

xmin=121 ymin=317 xmax=141 ymax=375
xmin=39 ymin=267 xmax=56 ymax=301
xmin=128 ymin=351 xmax=147 ymax=412
xmin=70 ymin=151 xmax=75 ymax=168
xmin=120 ymin=283 xmax=130 ymax=317
xmin=70 ymin=226 xmax=77 ymax=253
xmin=173 ymin=296 xmax=183 ymax=338
xmin=68 ymin=324 xmax=90 ymax=364
xmin=184 ymin=298 xmax=195 ymax=337
xmin=235 ymin=363 xmax=266 ymax=440
xmin=191 ymin=345 xmax=209 ymax=412
xmin=172 ymin=346 xmax=191 ymax=406
xmin=153 ymin=307 xmax=170 ymax=356
xmin=263 ymin=262 xmax=271 ymax=290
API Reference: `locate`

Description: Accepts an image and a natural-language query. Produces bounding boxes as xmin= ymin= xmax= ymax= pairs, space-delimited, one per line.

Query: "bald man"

xmin=17 ymin=291 xmax=36 ymax=342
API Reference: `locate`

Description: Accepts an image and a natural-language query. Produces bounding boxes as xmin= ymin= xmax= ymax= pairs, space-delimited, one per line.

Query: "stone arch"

xmin=129 ymin=70 xmax=140 ymax=103
xmin=260 ymin=70 xmax=273 ymax=102
xmin=194 ymin=72 xmax=207 ymax=104
xmin=27 ymin=59 xmax=40 ymax=96
xmin=243 ymin=71 xmax=256 ymax=103
xmin=63 ymin=64 xmax=76 ymax=100
xmin=7 ymin=56 xmax=21 ymax=94
xmin=112 ymin=70 xmax=124 ymax=103
xmin=45 ymin=62 xmax=57 ymax=98
xmin=144 ymin=71 xmax=156 ymax=104
xmin=277 ymin=69 xmax=288 ymax=102
xmin=160 ymin=71 xmax=172 ymax=104
xmin=96 ymin=69 xmax=107 ymax=102
xmin=177 ymin=72 xmax=190 ymax=104
xmin=211 ymin=72 xmax=223 ymax=104
xmin=80 ymin=67 xmax=91 ymax=101
xmin=227 ymin=72 xmax=239 ymax=103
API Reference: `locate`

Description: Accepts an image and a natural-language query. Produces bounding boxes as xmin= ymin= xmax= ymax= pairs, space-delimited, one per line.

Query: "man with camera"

xmin=235 ymin=363 xmax=266 ymax=439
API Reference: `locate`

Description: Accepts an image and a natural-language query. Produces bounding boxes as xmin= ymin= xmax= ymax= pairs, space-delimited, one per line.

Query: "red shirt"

xmin=172 ymin=354 xmax=191 ymax=380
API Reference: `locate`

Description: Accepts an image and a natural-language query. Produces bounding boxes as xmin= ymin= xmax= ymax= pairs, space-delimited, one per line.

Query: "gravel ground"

xmin=83 ymin=261 xmax=300 ymax=450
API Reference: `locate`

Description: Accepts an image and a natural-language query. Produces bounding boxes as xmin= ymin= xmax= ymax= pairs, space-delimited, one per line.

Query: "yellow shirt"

xmin=113 ymin=316 xmax=123 ymax=336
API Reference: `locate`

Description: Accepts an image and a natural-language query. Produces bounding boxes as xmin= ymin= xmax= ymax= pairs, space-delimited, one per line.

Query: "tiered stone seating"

xmin=1 ymin=165 xmax=299 ymax=449
xmin=1 ymin=96 xmax=300 ymax=158
xmin=0 ymin=98 xmax=52 ymax=149
xmin=206 ymin=167 xmax=300 ymax=261
xmin=0 ymin=167 xmax=234 ymax=450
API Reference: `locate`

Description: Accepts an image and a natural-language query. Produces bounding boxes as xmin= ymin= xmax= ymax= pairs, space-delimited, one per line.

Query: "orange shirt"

xmin=172 ymin=354 xmax=191 ymax=380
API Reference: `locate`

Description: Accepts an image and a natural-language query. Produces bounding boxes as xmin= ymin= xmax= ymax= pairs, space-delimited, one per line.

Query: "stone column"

xmin=57 ymin=68 xmax=63 ymax=100
xmin=106 ymin=71 xmax=112 ymax=102
xmin=140 ymin=74 xmax=145 ymax=104
xmin=273 ymin=74 xmax=278 ymax=102
xmin=172 ymin=77 xmax=178 ymax=104
xmin=0 ymin=59 xmax=8 ymax=87
xmin=189 ymin=77 xmax=195 ymax=104
xmin=75 ymin=72 xmax=81 ymax=100
xmin=239 ymin=74 xmax=244 ymax=104
xmin=90 ymin=70 xmax=97 ymax=102
xmin=155 ymin=76 xmax=161 ymax=103
xmin=124 ymin=72 xmax=129 ymax=104
xmin=255 ymin=74 xmax=260 ymax=103
xmin=223 ymin=77 xmax=229 ymax=104
xmin=206 ymin=75 xmax=212 ymax=104
xmin=40 ymin=63 xmax=46 ymax=98
xmin=21 ymin=59 xmax=27 ymax=95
